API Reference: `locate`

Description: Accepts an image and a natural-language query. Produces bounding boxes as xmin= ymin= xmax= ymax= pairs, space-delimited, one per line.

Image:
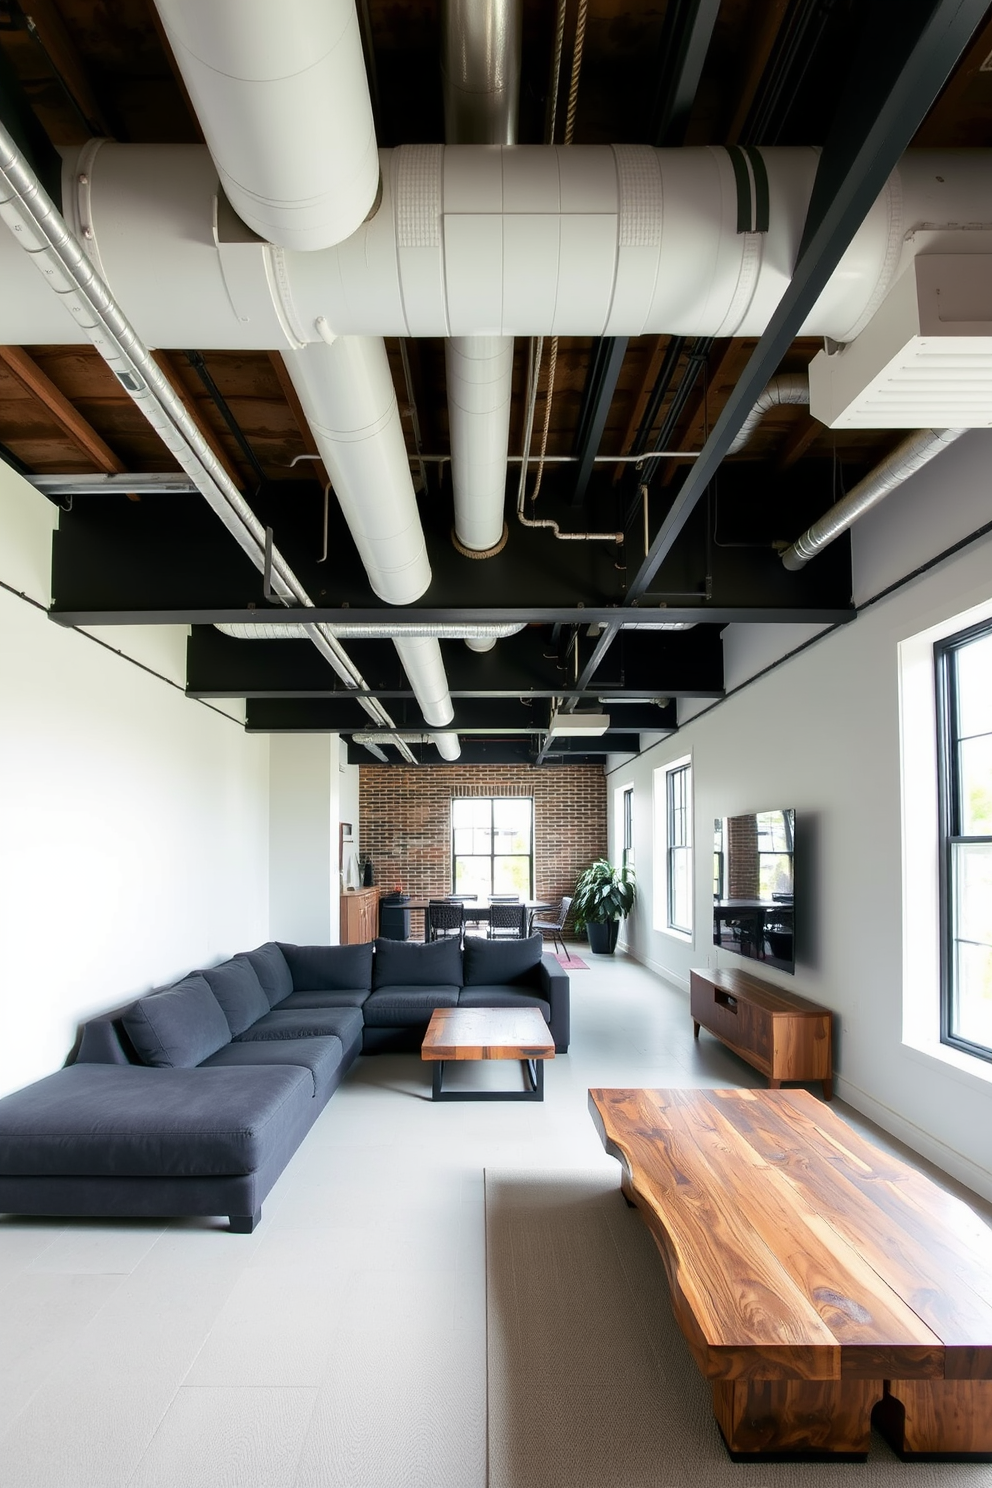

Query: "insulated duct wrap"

xmin=8 ymin=147 xmax=990 ymax=350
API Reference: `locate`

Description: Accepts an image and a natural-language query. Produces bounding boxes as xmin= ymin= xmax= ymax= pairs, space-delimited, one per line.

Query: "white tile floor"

xmin=0 ymin=949 xmax=987 ymax=1487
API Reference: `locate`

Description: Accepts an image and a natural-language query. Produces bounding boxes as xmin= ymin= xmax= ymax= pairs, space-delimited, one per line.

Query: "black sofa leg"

xmin=229 ymin=1208 xmax=260 ymax=1234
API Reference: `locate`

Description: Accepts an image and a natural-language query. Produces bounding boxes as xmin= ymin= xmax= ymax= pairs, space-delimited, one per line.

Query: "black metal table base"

xmin=431 ymin=1058 xmax=544 ymax=1101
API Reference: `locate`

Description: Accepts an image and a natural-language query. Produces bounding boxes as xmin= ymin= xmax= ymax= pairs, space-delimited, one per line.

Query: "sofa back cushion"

xmin=244 ymin=942 xmax=294 ymax=1008
xmin=201 ymin=955 xmax=270 ymax=1036
xmin=278 ymin=942 xmax=374 ymax=993
xmin=462 ymin=934 xmax=544 ymax=988
xmin=372 ymin=936 xmax=463 ymax=989
xmin=121 ymin=974 xmax=232 ymax=1068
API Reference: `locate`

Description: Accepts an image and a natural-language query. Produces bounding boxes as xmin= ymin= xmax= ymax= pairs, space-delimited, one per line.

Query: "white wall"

xmin=0 ymin=465 xmax=271 ymax=1096
xmin=269 ymin=734 xmax=340 ymax=944
xmin=609 ymin=429 xmax=992 ymax=1201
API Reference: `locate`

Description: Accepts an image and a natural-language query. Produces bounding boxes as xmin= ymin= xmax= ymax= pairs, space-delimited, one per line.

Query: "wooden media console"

xmin=691 ymin=966 xmax=832 ymax=1099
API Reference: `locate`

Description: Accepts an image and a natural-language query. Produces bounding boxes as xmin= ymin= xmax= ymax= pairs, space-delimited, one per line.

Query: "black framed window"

xmin=451 ymin=797 xmax=534 ymax=900
xmin=667 ymin=763 xmax=692 ymax=935
xmin=622 ymin=786 xmax=634 ymax=868
xmin=936 ymin=620 xmax=992 ymax=1062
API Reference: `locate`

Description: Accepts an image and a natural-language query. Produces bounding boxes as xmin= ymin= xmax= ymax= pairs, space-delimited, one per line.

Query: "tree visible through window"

xmin=451 ymin=797 xmax=534 ymax=900
xmin=936 ymin=620 xmax=992 ymax=1061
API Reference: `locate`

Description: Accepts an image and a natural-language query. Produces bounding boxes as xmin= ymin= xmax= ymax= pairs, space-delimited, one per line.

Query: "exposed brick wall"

xmin=727 ymin=814 xmax=759 ymax=899
xmin=359 ymin=765 xmax=607 ymax=906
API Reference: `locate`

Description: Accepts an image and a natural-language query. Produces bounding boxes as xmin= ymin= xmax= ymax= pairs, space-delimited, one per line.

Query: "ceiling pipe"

xmin=0 ymin=115 xmax=418 ymax=760
xmin=5 ymin=147 xmax=991 ymax=351
xmin=781 ymin=426 xmax=965 ymax=570
xmin=352 ymin=732 xmax=462 ymax=762
xmin=281 ymin=335 xmax=461 ymax=754
xmin=727 ymin=373 xmax=810 ymax=454
xmin=150 ymin=0 xmax=379 ymax=252
xmin=442 ymin=0 xmax=520 ymax=559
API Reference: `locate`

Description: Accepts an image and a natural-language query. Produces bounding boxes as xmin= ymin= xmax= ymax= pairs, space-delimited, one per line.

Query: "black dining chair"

xmin=532 ymin=895 xmax=572 ymax=957
xmin=488 ymin=902 xmax=526 ymax=939
xmin=446 ymin=893 xmax=483 ymax=935
xmin=427 ymin=900 xmax=464 ymax=945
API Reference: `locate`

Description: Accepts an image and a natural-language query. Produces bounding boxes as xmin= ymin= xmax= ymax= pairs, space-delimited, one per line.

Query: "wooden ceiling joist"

xmin=0 ymin=344 xmax=125 ymax=474
xmin=152 ymin=351 xmax=245 ymax=491
xmin=17 ymin=0 xmax=114 ymax=138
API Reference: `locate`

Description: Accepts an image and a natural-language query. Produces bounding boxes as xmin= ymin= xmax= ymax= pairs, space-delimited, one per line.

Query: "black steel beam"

xmin=625 ymin=0 xmax=987 ymax=607
xmin=53 ymin=605 xmax=856 ymax=628
xmin=184 ymin=623 xmax=726 ymax=699
xmin=569 ymin=336 xmax=628 ymax=507
xmin=343 ymin=738 xmax=614 ymax=767
xmin=649 ymin=0 xmax=723 ymax=145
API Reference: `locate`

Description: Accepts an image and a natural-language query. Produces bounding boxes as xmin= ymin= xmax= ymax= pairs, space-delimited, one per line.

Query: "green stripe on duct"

xmin=743 ymin=146 xmax=769 ymax=232
xmin=725 ymin=145 xmax=753 ymax=233
xmin=724 ymin=145 xmax=769 ymax=234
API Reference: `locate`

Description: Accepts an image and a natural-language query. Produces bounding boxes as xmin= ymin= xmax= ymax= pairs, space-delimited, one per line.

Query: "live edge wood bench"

xmin=589 ymin=1086 xmax=992 ymax=1461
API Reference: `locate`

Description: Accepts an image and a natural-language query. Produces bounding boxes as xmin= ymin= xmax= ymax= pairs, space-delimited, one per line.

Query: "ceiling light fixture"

xmin=548 ymin=709 xmax=610 ymax=737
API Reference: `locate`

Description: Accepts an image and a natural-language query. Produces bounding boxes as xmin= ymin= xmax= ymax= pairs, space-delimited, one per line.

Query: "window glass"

xmin=937 ymin=622 xmax=992 ymax=1061
xmin=451 ymin=797 xmax=534 ymax=900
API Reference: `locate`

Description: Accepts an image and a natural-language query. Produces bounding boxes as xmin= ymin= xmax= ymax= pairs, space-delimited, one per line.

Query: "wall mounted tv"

xmin=713 ymin=809 xmax=795 ymax=974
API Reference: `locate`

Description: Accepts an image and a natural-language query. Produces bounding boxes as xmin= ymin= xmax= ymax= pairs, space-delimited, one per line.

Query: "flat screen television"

xmin=713 ymin=809 xmax=795 ymax=974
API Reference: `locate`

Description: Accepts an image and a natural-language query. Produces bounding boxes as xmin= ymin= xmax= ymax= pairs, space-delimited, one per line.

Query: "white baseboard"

xmin=836 ymin=1075 xmax=992 ymax=1205
xmin=616 ymin=943 xmax=689 ymax=996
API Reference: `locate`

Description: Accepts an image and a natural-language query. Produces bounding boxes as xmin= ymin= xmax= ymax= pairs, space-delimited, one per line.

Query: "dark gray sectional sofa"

xmin=0 ymin=935 xmax=568 ymax=1233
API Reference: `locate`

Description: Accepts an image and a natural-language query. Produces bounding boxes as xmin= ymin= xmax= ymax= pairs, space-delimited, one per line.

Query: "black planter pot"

xmin=586 ymin=920 xmax=620 ymax=954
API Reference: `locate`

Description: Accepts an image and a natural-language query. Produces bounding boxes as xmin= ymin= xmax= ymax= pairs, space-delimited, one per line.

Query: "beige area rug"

xmin=485 ymin=1169 xmax=991 ymax=1488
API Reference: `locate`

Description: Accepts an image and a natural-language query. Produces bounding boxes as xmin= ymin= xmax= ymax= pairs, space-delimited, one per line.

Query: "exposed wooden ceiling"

xmin=1 ymin=0 xmax=991 ymax=761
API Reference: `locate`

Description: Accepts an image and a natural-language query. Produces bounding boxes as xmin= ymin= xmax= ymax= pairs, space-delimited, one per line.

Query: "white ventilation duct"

xmin=781 ymin=427 xmax=966 ymax=569
xmin=283 ymin=336 xmax=431 ymax=605
xmin=281 ymin=335 xmax=460 ymax=753
xmin=446 ymin=336 xmax=514 ymax=555
xmin=3 ymin=148 xmax=990 ymax=352
xmin=150 ymin=0 xmax=378 ymax=252
xmin=727 ymin=374 xmax=810 ymax=454
xmin=442 ymin=0 xmax=520 ymax=558
xmin=215 ymin=622 xmax=526 ymax=641
xmin=352 ymin=732 xmax=462 ymax=761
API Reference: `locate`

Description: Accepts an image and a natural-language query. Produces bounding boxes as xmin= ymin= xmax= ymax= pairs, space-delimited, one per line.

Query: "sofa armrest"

xmin=535 ymin=954 xmax=570 ymax=1052
xmin=75 ymin=1013 xmax=138 ymax=1065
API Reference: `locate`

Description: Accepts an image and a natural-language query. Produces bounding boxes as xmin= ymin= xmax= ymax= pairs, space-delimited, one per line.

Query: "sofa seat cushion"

xmin=362 ymin=985 xmax=459 ymax=1027
xmin=244 ymin=942 xmax=294 ymax=1008
xmin=278 ymin=942 xmax=373 ymax=992
xmin=462 ymin=934 xmax=544 ymax=988
xmin=234 ymin=1010 xmax=356 ymax=1043
xmin=202 ymin=955 xmax=270 ymax=1036
xmin=457 ymin=987 xmax=552 ymax=1022
xmin=275 ymin=988 xmax=371 ymax=1011
xmin=121 ymin=975 xmax=231 ymax=1069
xmin=201 ymin=1035 xmax=345 ymax=1101
xmin=239 ymin=1006 xmax=364 ymax=1063
xmin=372 ymin=936 xmax=462 ymax=989
xmin=0 ymin=1064 xmax=312 ymax=1177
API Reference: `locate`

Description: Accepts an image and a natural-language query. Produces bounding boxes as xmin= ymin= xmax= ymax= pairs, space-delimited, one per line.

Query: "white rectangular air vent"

xmin=808 ymin=255 xmax=992 ymax=428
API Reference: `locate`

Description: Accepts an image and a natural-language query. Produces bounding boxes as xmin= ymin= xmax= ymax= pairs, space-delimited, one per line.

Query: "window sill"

xmin=902 ymin=1036 xmax=992 ymax=1094
xmin=654 ymin=923 xmax=693 ymax=945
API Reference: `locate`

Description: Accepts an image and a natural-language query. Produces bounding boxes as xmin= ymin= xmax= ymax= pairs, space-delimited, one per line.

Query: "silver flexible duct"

xmin=352 ymin=732 xmax=461 ymax=762
xmin=727 ymin=374 xmax=810 ymax=455
xmin=0 ymin=118 xmax=417 ymax=762
xmin=781 ymin=427 xmax=966 ymax=570
xmin=214 ymin=622 xmax=527 ymax=641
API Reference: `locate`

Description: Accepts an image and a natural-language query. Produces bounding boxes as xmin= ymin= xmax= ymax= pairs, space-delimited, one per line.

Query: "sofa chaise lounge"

xmin=0 ymin=935 xmax=569 ymax=1232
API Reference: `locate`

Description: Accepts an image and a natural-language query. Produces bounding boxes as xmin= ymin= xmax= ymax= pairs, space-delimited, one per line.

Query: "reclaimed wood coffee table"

xmin=422 ymin=1007 xmax=554 ymax=1101
xmin=589 ymin=1085 xmax=992 ymax=1461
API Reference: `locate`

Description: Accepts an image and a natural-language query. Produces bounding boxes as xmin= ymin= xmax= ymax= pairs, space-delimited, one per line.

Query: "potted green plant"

xmin=572 ymin=858 xmax=636 ymax=954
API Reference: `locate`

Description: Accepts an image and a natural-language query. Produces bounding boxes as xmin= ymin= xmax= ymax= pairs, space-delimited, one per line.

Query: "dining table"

xmin=387 ymin=898 xmax=554 ymax=940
